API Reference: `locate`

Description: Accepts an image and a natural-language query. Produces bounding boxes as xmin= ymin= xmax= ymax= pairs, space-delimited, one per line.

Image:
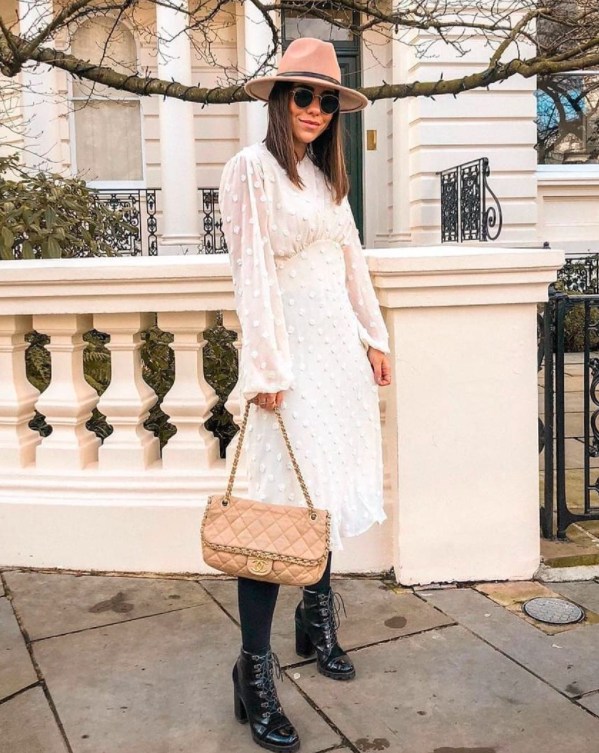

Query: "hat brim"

xmin=244 ymin=76 xmax=369 ymax=113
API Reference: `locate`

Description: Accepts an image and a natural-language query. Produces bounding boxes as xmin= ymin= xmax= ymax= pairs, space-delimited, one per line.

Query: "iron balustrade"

xmin=555 ymin=253 xmax=599 ymax=294
xmin=197 ymin=187 xmax=228 ymax=255
xmin=539 ymin=286 xmax=599 ymax=538
xmin=94 ymin=188 xmax=228 ymax=256
xmin=436 ymin=158 xmax=503 ymax=243
xmin=94 ymin=189 xmax=159 ymax=256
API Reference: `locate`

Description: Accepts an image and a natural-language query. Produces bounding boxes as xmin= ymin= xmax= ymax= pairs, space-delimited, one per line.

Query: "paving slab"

xmin=578 ymin=691 xmax=599 ymax=716
xmin=4 ymin=571 xmax=211 ymax=640
xmin=537 ymin=563 xmax=599 ymax=582
xmin=540 ymin=533 xmax=599 ymax=568
xmin=200 ymin=578 xmax=454 ymax=667
xmin=421 ymin=587 xmax=599 ymax=697
xmin=32 ymin=601 xmax=340 ymax=753
xmin=0 ymin=597 xmax=37 ymax=701
xmin=0 ymin=686 xmax=69 ymax=753
xmin=291 ymin=624 xmax=599 ymax=753
xmin=550 ymin=580 xmax=599 ymax=614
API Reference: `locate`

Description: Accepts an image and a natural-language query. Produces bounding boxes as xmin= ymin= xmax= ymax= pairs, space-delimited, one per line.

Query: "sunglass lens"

xmin=321 ymin=95 xmax=339 ymax=114
xmin=293 ymin=89 xmax=313 ymax=108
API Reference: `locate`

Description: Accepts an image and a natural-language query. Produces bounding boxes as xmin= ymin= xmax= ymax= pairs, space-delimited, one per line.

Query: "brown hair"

xmin=263 ymin=80 xmax=350 ymax=206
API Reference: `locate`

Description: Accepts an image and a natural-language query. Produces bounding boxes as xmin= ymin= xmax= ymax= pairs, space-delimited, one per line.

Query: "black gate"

xmin=540 ymin=285 xmax=599 ymax=538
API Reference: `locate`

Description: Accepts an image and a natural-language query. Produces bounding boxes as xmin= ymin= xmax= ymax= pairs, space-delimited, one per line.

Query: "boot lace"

xmin=251 ymin=649 xmax=283 ymax=719
xmin=316 ymin=588 xmax=347 ymax=651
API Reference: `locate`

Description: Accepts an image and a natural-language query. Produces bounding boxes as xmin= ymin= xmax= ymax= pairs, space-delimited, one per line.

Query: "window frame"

xmin=536 ymin=67 xmax=599 ymax=181
xmin=67 ymin=17 xmax=147 ymax=189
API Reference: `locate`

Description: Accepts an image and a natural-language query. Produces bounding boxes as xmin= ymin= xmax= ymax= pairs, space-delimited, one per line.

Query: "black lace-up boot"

xmin=232 ymin=645 xmax=300 ymax=752
xmin=294 ymin=586 xmax=355 ymax=680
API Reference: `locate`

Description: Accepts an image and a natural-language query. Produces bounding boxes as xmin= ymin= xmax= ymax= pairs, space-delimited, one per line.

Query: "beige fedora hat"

xmin=243 ymin=37 xmax=369 ymax=113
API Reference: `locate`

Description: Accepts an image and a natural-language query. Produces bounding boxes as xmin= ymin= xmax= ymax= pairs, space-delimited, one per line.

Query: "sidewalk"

xmin=1 ymin=568 xmax=599 ymax=753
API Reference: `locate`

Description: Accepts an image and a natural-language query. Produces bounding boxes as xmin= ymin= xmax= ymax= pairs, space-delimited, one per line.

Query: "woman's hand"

xmin=250 ymin=391 xmax=285 ymax=411
xmin=367 ymin=348 xmax=392 ymax=387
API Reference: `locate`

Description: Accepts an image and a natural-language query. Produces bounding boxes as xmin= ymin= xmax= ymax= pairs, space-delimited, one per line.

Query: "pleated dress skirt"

xmin=242 ymin=238 xmax=387 ymax=552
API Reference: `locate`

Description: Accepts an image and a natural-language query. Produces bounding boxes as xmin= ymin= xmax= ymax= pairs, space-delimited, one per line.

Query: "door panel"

xmin=338 ymin=55 xmax=364 ymax=242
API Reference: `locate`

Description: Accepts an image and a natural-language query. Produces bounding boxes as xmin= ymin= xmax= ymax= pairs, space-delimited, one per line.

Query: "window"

xmin=536 ymin=1 xmax=599 ymax=166
xmin=70 ymin=17 xmax=143 ymax=183
xmin=282 ymin=2 xmax=356 ymax=42
xmin=537 ymin=72 xmax=599 ymax=165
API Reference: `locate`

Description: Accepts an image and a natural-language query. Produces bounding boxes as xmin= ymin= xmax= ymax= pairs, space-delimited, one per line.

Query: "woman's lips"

xmin=299 ymin=119 xmax=320 ymax=130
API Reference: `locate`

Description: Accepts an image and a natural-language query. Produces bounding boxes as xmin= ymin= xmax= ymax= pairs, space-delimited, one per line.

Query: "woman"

xmin=218 ymin=37 xmax=392 ymax=752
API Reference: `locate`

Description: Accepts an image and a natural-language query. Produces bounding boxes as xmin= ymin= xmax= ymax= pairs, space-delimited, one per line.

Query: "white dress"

xmin=218 ymin=140 xmax=391 ymax=552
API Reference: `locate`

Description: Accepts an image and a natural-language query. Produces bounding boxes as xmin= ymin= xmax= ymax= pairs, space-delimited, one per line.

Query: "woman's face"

xmin=288 ymin=83 xmax=337 ymax=148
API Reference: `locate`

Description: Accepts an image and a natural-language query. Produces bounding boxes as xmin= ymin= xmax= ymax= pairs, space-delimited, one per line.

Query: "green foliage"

xmin=0 ymin=154 xmax=136 ymax=259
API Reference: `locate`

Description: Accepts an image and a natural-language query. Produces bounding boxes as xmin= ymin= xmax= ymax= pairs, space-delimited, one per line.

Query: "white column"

xmin=18 ymin=0 xmax=62 ymax=172
xmin=156 ymin=0 xmax=201 ymax=250
xmin=239 ymin=1 xmax=277 ymax=147
xmin=388 ymin=28 xmax=412 ymax=246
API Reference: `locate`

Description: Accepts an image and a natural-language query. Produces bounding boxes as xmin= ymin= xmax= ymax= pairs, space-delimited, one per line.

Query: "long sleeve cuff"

xmin=355 ymin=318 xmax=391 ymax=354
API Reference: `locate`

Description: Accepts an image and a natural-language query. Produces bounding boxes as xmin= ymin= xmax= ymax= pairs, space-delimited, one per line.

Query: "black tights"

xmin=237 ymin=551 xmax=333 ymax=653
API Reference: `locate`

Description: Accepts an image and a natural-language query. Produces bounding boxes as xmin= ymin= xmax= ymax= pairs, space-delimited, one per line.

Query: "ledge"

xmin=0 ymin=245 xmax=565 ymax=314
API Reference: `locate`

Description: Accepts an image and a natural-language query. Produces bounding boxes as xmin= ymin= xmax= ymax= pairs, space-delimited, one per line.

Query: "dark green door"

xmin=337 ymin=54 xmax=364 ymax=241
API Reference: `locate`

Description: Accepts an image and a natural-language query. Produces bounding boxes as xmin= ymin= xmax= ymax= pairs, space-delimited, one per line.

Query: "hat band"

xmin=277 ymin=71 xmax=341 ymax=86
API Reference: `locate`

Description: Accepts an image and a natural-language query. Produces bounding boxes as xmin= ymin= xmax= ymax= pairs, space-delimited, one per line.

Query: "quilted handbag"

xmin=201 ymin=399 xmax=331 ymax=586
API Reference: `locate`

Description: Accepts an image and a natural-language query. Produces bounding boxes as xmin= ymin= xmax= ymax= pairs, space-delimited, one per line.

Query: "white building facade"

xmin=1 ymin=0 xmax=597 ymax=254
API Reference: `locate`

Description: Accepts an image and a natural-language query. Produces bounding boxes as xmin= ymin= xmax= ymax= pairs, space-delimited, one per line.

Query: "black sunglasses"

xmin=290 ymin=86 xmax=340 ymax=115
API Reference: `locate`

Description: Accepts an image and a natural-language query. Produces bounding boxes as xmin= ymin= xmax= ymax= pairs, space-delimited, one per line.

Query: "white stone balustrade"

xmin=0 ymin=247 xmax=564 ymax=583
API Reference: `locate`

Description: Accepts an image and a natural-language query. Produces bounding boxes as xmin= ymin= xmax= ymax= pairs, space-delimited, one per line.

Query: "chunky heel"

xmin=231 ymin=646 xmax=300 ymax=752
xmin=294 ymin=618 xmax=315 ymax=658
xmin=233 ymin=681 xmax=248 ymax=724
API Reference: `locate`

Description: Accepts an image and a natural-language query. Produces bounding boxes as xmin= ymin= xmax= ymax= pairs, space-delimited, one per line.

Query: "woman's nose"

xmin=307 ymin=98 xmax=322 ymax=116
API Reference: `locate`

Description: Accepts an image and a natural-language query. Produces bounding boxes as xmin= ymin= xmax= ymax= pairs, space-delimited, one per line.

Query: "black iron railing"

xmin=95 ymin=189 xmax=159 ymax=256
xmin=197 ymin=187 xmax=227 ymax=255
xmin=436 ymin=158 xmax=503 ymax=243
xmin=95 ymin=188 xmax=227 ymax=256
xmin=555 ymin=253 xmax=599 ymax=294
xmin=539 ymin=286 xmax=599 ymax=538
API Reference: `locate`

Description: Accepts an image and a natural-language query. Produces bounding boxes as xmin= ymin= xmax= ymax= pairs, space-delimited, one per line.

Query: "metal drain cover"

xmin=522 ymin=597 xmax=584 ymax=625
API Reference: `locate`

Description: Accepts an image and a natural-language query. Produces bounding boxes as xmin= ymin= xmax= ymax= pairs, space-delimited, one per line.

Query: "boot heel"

xmin=295 ymin=618 xmax=315 ymax=658
xmin=233 ymin=681 xmax=248 ymax=724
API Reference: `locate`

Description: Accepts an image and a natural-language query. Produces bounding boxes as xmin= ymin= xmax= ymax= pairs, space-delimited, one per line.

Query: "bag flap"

xmin=202 ymin=494 xmax=329 ymax=562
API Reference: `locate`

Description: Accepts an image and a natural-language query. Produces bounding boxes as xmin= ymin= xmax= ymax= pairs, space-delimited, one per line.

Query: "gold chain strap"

xmin=225 ymin=400 xmax=317 ymax=517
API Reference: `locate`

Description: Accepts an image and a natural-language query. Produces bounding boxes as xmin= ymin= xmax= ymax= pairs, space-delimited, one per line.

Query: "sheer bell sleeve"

xmin=339 ymin=196 xmax=391 ymax=354
xmin=219 ymin=149 xmax=295 ymax=403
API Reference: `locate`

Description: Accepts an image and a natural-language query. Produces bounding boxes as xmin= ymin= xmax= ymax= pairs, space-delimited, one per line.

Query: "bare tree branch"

xmin=1 ymin=0 xmax=598 ymax=106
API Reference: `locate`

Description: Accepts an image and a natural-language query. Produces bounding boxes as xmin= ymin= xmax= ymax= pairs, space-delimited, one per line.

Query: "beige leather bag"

xmin=201 ymin=400 xmax=331 ymax=586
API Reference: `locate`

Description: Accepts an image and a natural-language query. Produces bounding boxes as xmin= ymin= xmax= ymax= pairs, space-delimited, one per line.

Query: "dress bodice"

xmin=219 ymin=140 xmax=390 ymax=402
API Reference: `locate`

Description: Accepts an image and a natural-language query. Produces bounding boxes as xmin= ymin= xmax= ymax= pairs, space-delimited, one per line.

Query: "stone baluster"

xmin=94 ymin=313 xmax=160 ymax=470
xmin=222 ymin=312 xmax=244 ymax=472
xmin=158 ymin=311 xmax=220 ymax=469
xmin=32 ymin=314 xmax=100 ymax=470
xmin=0 ymin=315 xmax=42 ymax=468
